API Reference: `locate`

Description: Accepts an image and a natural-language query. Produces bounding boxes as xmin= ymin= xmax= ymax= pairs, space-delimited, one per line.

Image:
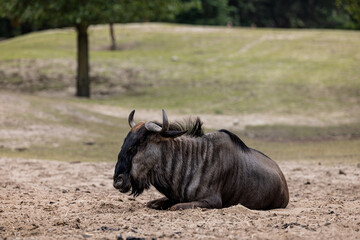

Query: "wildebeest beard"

xmin=130 ymin=176 xmax=150 ymax=197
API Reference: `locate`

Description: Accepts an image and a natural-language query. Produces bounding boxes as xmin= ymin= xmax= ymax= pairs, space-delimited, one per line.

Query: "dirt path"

xmin=1 ymin=157 xmax=359 ymax=239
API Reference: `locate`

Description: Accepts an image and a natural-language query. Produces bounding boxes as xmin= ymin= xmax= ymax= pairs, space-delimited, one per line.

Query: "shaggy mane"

xmin=155 ymin=117 xmax=204 ymax=137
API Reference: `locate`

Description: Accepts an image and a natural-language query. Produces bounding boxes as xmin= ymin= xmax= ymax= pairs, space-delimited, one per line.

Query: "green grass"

xmin=243 ymin=123 xmax=360 ymax=141
xmin=4 ymin=135 xmax=359 ymax=163
xmin=0 ymin=23 xmax=359 ymax=115
xmin=0 ymin=23 xmax=359 ymax=163
xmin=246 ymin=138 xmax=360 ymax=164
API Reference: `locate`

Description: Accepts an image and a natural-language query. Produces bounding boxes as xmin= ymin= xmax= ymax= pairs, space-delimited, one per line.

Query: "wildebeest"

xmin=113 ymin=109 xmax=289 ymax=210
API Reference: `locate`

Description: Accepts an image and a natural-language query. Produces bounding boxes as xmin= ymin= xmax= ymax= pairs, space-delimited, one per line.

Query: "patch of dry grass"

xmin=0 ymin=92 xmax=359 ymax=163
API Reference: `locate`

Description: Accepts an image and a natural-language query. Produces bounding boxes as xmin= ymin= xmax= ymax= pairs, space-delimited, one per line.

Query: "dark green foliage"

xmin=0 ymin=0 xmax=357 ymax=32
xmin=176 ymin=0 xmax=234 ymax=25
xmin=0 ymin=18 xmax=13 ymax=38
xmin=0 ymin=0 xmax=178 ymax=28
xmin=175 ymin=0 xmax=355 ymax=28
xmin=337 ymin=0 xmax=360 ymax=28
xmin=228 ymin=0 xmax=351 ymax=28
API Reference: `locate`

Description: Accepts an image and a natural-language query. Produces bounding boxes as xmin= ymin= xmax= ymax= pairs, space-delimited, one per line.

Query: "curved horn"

xmin=128 ymin=110 xmax=136 ymax=128
xmin=161 ymin=109 xmax=169 ymax=132
xmin=145 ymin=109 xmax=169 ymax=133
xmin=145 ymin=122 xmax=162 ymax=132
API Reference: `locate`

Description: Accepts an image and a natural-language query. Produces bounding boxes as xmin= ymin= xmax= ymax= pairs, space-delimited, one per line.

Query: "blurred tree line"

xmin=176 ymin=0 xmax=359 ymax=29
xmin=1 ymin=0 xmax=359 ymax=40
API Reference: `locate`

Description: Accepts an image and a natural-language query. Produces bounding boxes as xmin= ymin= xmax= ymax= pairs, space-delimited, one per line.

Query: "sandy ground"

xmin=0 ymin=157 xmax=359 ymax=240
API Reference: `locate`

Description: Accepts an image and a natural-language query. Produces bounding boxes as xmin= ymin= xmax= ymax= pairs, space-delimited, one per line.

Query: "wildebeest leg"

xmin=170 ymin=195 xmax=222 ymax=210
xmin=146 ymin=197 xmax=176 ymax=210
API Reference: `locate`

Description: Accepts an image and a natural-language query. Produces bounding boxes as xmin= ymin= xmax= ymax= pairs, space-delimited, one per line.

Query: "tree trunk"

xmin=109 ymin=22 xmax=116 ymax=50
xmin=76 ymin=24 xmax=90 ymax=97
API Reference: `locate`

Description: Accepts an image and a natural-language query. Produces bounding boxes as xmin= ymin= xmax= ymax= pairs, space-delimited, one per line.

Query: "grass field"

xmin=1 ymin=23 xmax=359 ymax=114
xmin=0 ymin=23 xmax=359 ymax=163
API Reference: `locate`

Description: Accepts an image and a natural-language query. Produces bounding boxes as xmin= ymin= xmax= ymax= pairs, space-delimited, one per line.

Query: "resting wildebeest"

xmin=113 ymin=109 xmax=289 ymax=210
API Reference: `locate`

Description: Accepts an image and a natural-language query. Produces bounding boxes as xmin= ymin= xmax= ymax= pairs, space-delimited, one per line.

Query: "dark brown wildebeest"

xmin=113 ymin=110 xmax=289 ymax=210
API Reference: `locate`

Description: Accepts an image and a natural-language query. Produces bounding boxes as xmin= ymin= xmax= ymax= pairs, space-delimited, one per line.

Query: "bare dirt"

xmin=1 ymin=157 xmax=359 ymax=240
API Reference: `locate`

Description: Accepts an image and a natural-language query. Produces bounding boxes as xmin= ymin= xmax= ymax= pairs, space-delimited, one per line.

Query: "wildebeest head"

xmin=113 ymin=109 xmax=187 ymax=196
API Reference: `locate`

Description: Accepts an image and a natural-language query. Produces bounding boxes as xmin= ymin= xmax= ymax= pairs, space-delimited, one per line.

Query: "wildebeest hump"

xmin=212 ymin=132 xmax=289 ymax=209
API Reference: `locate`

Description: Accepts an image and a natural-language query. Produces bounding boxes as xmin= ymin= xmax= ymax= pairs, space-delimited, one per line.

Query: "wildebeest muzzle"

xmin=113 ymin=174 xmax=131 ymax=193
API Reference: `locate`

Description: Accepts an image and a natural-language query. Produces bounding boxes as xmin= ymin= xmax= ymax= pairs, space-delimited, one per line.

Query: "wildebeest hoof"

xmin=146 ymin=197 xmax=174 ymax=210
xmin=170 ymin=203 xmax=196 ymax=211
xmin=169 ymin=205 xmax=183 ymax=211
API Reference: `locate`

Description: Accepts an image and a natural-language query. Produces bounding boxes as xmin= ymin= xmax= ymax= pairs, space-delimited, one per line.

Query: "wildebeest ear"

xmin=160 ymin=130 xmax=187 ymax=138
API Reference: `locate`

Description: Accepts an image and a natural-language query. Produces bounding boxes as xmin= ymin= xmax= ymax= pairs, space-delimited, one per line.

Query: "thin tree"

xmin=0 ymin=0 xmax=179 ymax=97
xmin=109 ymin=23 xmax=117 ymax=50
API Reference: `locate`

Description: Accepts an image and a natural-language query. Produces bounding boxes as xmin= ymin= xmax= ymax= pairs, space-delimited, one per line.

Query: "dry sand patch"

xmin=0 ymin=157 xmax=359 ymax=239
